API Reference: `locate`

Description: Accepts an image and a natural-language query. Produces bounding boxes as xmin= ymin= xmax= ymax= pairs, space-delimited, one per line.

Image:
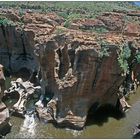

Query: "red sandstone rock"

xmin=35 ymin=32 xmax=128 ymax=129
xmin=0 ymin=10 xmax=140 ymax=129
xmin=97 ymin=12 xmax=125 ymax=31
xmin=124 ymin=23 xmax=140 ymax=36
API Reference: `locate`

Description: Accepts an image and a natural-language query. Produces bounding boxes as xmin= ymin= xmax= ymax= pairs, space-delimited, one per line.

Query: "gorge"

xmin=0 ymin=1 xmax=140 ymax=138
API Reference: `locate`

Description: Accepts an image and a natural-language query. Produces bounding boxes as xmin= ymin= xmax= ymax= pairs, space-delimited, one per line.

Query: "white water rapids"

xmin=19 ymin=112 xmax=37 ymax=138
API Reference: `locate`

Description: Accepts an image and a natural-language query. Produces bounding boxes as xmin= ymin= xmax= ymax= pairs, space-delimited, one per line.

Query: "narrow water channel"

xmin=4 ymin=78 xmax=140 ymax=139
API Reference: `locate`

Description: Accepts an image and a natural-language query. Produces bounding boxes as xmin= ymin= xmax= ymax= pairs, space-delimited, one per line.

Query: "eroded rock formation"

xmin=35 ymin=32 xmax=139 ymax=129
xmin=1 ymin=10 xmax=140 ymax=130
xmin=0 ymin=64 xmax=11 ymax=137
xmin=4 ymin=78 xmax=41 ymax=116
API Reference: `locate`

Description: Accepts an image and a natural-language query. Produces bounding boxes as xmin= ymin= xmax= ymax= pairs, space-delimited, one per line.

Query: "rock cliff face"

xmin=0 ymin=25 xmax=37 ymax=76
xmin=0 ymin=65 xmax=11 ymax=137
xmin=1 ymin=10 xmax=140 ymax=129
xmin=35 ymin=32 xmax=139 ymax=129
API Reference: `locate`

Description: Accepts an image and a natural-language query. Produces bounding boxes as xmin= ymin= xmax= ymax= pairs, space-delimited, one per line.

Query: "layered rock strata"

xmin=1 ymin=10 xmax=140 ymax=129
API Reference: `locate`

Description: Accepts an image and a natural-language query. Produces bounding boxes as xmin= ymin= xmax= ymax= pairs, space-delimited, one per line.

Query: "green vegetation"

xmin=18 ymin=8 xmax=25 ymax=17
xmin=0 ymin=1 xmax=139 ymax=29
xmin=0 ymin=1 xmax=139 ymax=20
xmin=117 ymin=43 xmax=131 ymax=75
xmin=63 ymin=13 xmax=81 ymax=28
xmin=135 ymin=50 xmax=140 ymax=63
xmin=99 ymin=46 xmax=110 ymax=58
xmin=0 ymin=17 xmax=15 ymax=26
xmin=91 ymin=27 xmax=108 ymax=33
xmin=80 ymin=26 xmax=109 ymax=33
xmin=124 ymin=15 xmax=140 ymax=25
xmin=55 ymin=28 xmax=66 ymax=35
xmin=99 ymin=41 xmax=111 ymax=58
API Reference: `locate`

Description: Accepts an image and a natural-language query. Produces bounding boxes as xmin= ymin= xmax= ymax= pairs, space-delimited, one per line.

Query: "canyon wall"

xmin=35 ymin=32 xmax=139 ymax=129
xmin=0 ymin=25 xmax=37 ymax=75
xmin=1 ymin=10 xmax=140 ymax=129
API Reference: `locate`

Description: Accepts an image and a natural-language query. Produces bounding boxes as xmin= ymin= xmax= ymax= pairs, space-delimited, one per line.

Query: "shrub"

xmin=58 ymin=12 xmax=68 ymax=19
xmin=135 ymin=50 xmax=140 ymax=63
xmin=55 ymin=28 xmax=66 ymax=35
xmin=99 ymin=46 xmax=110 ymax=58
xmin=117 ymin=43 xmax=131 ymax=74
xmin=99 ymin=41 xmax=111 ymax=58
xmin=91 ymin=26 xmax=108 ymax=33
xmin=0 ymin=18 xmax=15 ymax=26
xmin=63 ymin=13 xmax=81 ymax=28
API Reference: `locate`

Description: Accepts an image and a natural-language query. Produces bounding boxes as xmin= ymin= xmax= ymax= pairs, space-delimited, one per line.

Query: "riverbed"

xmin=4 ymin=81 xmax=140 ymax=138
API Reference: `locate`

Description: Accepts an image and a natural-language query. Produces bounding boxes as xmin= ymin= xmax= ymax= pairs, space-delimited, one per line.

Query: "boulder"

xmin=4 ymin=78 xmax=41 ymax=116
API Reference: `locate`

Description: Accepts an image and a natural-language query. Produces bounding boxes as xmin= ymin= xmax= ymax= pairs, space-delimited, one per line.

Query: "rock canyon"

xmin=1 ymin=2 xmax=140 ymax=136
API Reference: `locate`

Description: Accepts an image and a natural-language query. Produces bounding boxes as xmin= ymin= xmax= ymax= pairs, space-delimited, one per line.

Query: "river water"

xmin=4 ymin=80 xmax=140 ymax=138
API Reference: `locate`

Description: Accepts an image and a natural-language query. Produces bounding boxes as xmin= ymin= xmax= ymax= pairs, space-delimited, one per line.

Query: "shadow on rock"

xmin=86 ymin=104 xmax=125 ymax=127
xmin=132 ymin=124 xmax=140 ymax=139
